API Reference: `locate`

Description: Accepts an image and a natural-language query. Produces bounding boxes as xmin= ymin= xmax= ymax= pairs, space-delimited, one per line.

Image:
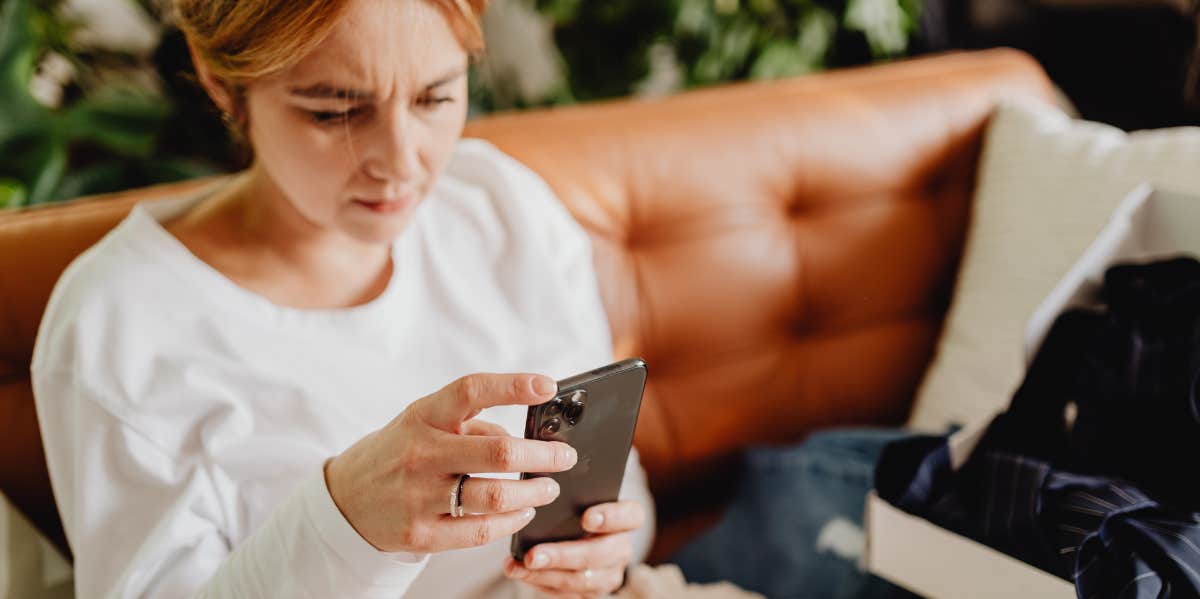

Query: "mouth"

xmin=352 ymin=195 xmax=416 ymax=214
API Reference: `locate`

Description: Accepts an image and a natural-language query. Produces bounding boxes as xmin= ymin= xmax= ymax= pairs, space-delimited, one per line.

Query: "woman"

xmin=29 ymin=0 xmax=652 ymax=597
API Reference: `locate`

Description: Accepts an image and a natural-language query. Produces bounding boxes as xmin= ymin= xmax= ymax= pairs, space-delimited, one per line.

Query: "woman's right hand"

xmin=323 ymin=373 xmax=577 ymax=555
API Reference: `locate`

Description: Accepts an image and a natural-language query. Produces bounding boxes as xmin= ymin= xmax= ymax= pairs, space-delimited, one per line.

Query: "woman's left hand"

xmin=503 ymin=500 xmax=645 ymax=598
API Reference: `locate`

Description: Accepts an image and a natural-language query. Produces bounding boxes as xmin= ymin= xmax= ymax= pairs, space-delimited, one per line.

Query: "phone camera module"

xmin=539 ymin=418 xmax=561 ymax=438
xmin=563 ymin=390 xmax=586 ymax=427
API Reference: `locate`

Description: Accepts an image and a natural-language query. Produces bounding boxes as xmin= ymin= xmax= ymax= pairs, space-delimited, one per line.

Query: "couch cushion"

xmin=909 ymin=99 xmax=1200 ymax=432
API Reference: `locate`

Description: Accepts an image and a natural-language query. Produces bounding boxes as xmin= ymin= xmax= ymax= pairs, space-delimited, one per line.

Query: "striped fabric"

xmin=877 ymin=440 xmax=1200 ymax=598
xmin=876 ymin=257 xmax=1200 ymax=598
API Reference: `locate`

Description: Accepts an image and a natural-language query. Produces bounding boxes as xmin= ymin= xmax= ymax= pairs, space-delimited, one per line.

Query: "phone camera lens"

xmin=540 ymin=418 xmax=561 ymax=438
xmin=564 ymin=391 xmax=586 ymax=426
xmin=544 ymin=397 xmax=563 ymax=417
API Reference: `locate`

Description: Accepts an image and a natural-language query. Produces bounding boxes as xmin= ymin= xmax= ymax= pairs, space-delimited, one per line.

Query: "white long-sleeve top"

xmin=30 ymin=138 xmax=654 ymax=599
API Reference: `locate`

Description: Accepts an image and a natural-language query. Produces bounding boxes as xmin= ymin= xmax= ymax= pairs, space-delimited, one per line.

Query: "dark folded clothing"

xmin=877 ymin=438 xmax=1200 ymax=597
xmin=875 ymin=256 xmax=1200 ymax=599
xmin=1000 ymin=256 xmax=1200 ymax=510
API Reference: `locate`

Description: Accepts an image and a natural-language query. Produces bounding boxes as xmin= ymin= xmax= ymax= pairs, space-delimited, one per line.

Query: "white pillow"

xmin=908 ymin=99 xmax=1200 ymax=432
xmin=1 ymin=496 xmax=72 ymax=599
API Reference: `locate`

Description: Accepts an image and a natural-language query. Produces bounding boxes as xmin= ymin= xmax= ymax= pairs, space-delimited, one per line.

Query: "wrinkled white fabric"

xmin=615 ymin=565 xmax=765 ymax=599
xmin=31 ymin=138 xmax=653 ymax=599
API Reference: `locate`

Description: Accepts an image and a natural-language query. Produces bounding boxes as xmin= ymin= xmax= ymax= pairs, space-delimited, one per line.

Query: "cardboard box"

xmin=864 ymin=492 xmax=1073 ymax=598
xmin=863 ymin=420 xmax=1073 ymax=597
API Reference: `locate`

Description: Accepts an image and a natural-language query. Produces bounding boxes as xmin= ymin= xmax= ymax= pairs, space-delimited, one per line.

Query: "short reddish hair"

xmin=175 ymin=0 xmax=487 ymax=85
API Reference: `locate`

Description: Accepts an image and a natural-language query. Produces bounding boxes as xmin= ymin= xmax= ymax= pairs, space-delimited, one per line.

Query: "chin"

xmin=345 ymin=215 xmax=417 ymax=245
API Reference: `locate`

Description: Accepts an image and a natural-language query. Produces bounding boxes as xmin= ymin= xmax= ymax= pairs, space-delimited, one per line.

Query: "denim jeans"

xmin=668 ymin=429 xmax=918 ymax=599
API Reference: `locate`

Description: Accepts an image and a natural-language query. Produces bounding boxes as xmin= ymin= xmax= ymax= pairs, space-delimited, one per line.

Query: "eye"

xmin=308 ymin=107 xmax=365 ymax=125
xmin=418 ymin=95 xmax=454 ymax=108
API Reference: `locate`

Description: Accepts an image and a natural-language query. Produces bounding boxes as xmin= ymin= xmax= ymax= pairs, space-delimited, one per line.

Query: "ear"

xmin=186 ymin=38 xmax=236 ymax=115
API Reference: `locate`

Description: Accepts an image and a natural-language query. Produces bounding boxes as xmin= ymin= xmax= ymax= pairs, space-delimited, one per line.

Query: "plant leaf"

xmin=140 ymin=157 xmax=220 ymax=183
xmin=0 ymin=0 xmax=51 ymax=134
xmin=749 ymin=41 xmax=810 ymax=80
xmin=844 ymin=0 xmax=914 ymax=57
xmin=50 ymin=160 xmax=128 ymax=200
xmin=0 ymin=178 xmax=28 ymax=209
xmin=26 ymin=140 xmax=68 ymax=205
xmin=65 ymin=86 xmax=170 ymax=157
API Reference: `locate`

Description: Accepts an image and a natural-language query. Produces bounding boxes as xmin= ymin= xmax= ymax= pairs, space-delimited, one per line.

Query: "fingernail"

xmin=522 ymin=507 xmax=536 ymax=520
xmin=531 ymin=552 xmax=549 ymax=568
xmin=531 ymin=375 xmax=556 ymax=397
xmin=565 ymin=446 xmax=578 ymax=466
xmin=544 ymin=479 xmax=560 ymax=499
xmin=585 ymin=511 xmax=604 ymax=530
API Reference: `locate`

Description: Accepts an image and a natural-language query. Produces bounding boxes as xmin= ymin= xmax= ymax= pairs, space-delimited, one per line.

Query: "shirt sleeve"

xmin=32 ymin=373 xmax=428 ymax=599
xmin=621 ymin=448 xmax=656 ymax=565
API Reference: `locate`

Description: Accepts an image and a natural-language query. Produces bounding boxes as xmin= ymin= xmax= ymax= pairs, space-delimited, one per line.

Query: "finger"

xmin=428 ymin=507 xmax=538 ymax=551
xmin=524 ymin=532 xmax=632 ymax=571
xmin=513 ymin=580 xmax=592 ymax=599
xmin=461 ymin=419 xmax=510 ymax=437
xmin=457 ymin=476 xmax=559 ymax=515
xmin=508 ymin=562 xmax=624 ymax=595
xmin=525 ymin=586 xmax=590 ymax=599
xmin=438 ymin=433 xmax=577 ymax=474
xmin=419 ymin=373 xmax=557 ymax=431
xmin=581 ymin=500 xmax=646 ymax=534
xmin=504 ymin=558 xmax=599 ymax=598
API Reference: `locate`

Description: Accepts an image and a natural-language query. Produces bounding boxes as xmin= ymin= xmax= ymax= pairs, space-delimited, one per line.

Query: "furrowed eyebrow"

xmin=425 ymin=68 xmax=467 ymax=90
xmin=287 ymin=68 xmax=466 ymax=100
xmin=287 ymin=84 xmax=373 ymax=100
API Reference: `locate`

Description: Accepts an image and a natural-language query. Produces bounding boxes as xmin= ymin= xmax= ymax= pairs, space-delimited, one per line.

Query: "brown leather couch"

xmin=0 ymin=49 xmax=1055 ymax=565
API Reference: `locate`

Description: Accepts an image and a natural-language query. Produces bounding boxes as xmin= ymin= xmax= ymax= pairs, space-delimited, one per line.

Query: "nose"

xmin=360 ymin=108 xmax=422 ymax=186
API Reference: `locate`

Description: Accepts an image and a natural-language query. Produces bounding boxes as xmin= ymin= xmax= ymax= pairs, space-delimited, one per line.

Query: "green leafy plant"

xmin=0 ymin=0 xmax=214 ymax=209
xmin=0 ymin=0 xmax=922 ymax=209
xmin=531 ymin=0 xmax=920 ymax=105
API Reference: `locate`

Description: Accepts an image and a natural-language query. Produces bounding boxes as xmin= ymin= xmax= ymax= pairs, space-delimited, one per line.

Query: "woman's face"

xmin=242 ymin=0 xmax=470 ymax=245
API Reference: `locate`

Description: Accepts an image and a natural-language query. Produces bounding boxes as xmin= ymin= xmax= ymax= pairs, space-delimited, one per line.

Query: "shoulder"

xmin=31 ymin=207 xmax=189 ymax=377
xmin=431 ymin=138 xmax=592 ymax=256
xmin=429 ymin=140 xmax=614 ymax=364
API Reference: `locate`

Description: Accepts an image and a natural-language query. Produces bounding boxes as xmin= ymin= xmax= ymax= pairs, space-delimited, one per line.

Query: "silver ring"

xmin=450 ymin=474 xmax=470 ymax=518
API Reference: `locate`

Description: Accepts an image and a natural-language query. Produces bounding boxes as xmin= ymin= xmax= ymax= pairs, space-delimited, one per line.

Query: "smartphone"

xmin=510 ymin=358 xmax=647 ymax=562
